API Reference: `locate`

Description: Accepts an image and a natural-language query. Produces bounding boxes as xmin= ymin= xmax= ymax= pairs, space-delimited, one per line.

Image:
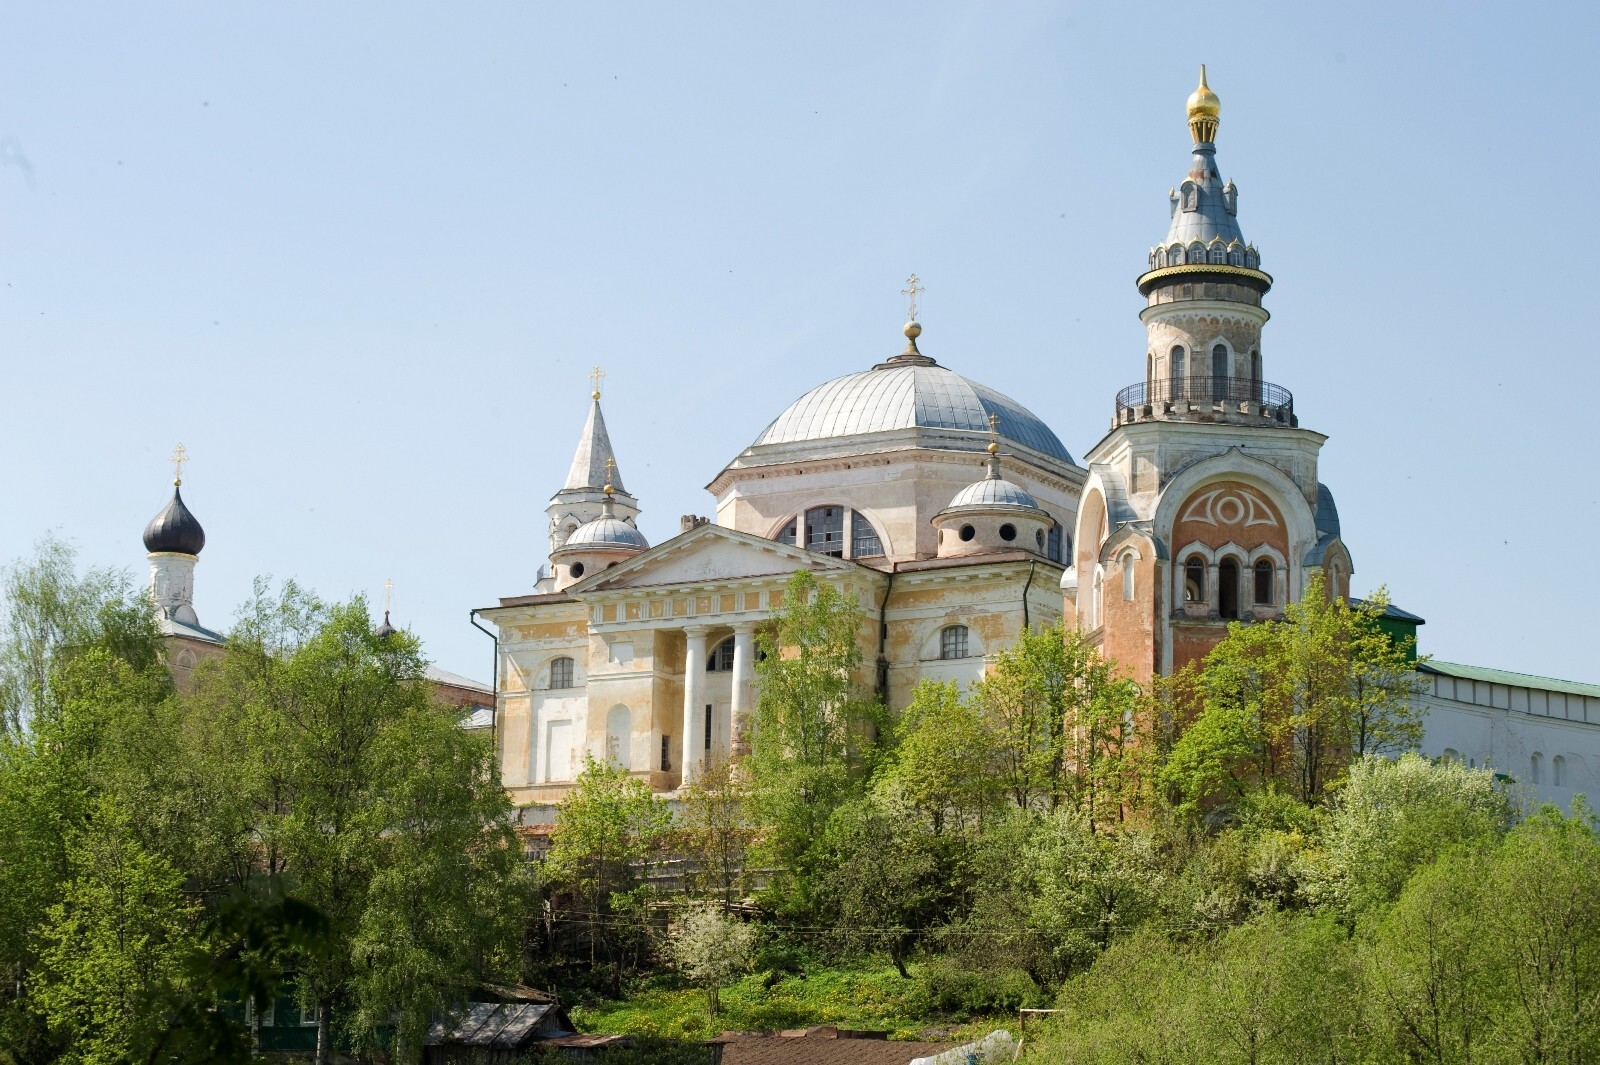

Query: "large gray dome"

xmin=751 ymin=364 xmax=1073 ymax=463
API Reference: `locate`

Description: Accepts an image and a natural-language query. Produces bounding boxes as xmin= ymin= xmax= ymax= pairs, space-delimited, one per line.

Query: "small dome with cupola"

xmin=551 ymin=463 xmax=649 ymax=590
xmin=933 ymin=435 xmax=1053 ymax=560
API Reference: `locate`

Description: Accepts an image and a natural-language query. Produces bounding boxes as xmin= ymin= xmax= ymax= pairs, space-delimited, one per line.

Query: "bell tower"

xmin=1064 ymin=69 xmax=1352 ymax=682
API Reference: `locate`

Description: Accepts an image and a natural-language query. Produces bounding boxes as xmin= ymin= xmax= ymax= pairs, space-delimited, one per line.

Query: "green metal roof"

xmin=1421 ymin=660 xmax=1600 ymax=700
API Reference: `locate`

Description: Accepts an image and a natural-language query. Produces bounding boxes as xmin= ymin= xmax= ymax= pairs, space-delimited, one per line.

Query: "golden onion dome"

xmin=1187 ymin=65 xmax=1220 ymax=143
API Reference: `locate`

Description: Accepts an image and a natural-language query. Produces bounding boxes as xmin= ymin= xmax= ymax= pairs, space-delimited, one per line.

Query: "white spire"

xmin=563 ymin=396 xmax=626 ymax=494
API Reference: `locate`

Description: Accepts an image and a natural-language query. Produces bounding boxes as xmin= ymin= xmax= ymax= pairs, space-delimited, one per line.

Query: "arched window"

xmin=1188 ymin=241 xmax=1206 ymax=264
xmin=707 ymin=637 xmax=735 ymax=673
xmin=1554 ymin=755 xmax=1567 ymax=787
xmin=1146 ymin=353 xmax=1154 ymax=390
xmin=805 ymin=506 xmax=845 ymax=556
xmin=1250 ymin=350 xmax=1262 ymax=394
xmin=1047 ymin=523 xmax=1064 ymax=563
xmin=775 ymin=518 xmax=797 ymax=546
xmin=1184 ymin=556 xmax=1206 ymax=603
xmin=1209 ymin=243 xmax=1226 ymax=264
xmin=1122 ymin=553 xmax=1136 ymax=601
xmin=1167 ymin=245 xmax=1183 ymax=267
xmin=1253 ymin=560 xmax=1275 ymax=606
xmin=851 ymin=510 xmax=884 ymax=557
xmin=1211 ymin=344 xmax=1229 ymax=392
xmin=1530 ymin=752 xmax=1544 ymax=785
xmin=939 ymin=625 xmax=969 ymax=660
xmin=1091 ymin=570 xmax=1104 ymax=628
xmin=1442 ymin=748 xmax=1460 ymax=763
xmin=1170 ymin=346 xmax=1186 ymax=401
xmin=550 ymin=656 xmax=575 ymax=690
xmin=605 ymin=705 xmax=631 ymax=768
xmin=1218 ymin=558 xmax=1240 ymax=619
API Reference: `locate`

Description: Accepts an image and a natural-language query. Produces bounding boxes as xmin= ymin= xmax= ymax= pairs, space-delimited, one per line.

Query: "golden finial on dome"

xmin=589 ymin=365 xmax=606 ymax=400
xmin=1186 ymin=64 xmax=1220 ymax=144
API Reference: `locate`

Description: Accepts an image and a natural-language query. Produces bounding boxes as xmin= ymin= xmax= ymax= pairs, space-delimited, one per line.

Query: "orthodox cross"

xmin=384 ymin=578 xmax=393 ymax=614
xmin=170 ymin=443 xmax=189 ymax=486
xmin=589 ymin=365 xmax=606 ymax=399
xmin=604 ymin=457 xmax=617 ymax=493
xmin=901 ymin=274 xmax=924 ymax=322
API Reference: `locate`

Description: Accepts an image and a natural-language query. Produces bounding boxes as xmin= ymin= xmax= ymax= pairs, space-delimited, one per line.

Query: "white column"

xmin=682 ymin=626 xmax=709 ymax=784
xmin=731 ymin=622 xmax=757 ymax=756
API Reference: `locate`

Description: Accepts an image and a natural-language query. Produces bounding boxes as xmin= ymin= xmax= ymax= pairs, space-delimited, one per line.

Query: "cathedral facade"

xmin=477 ymin=70 xmax=1594 ymax=811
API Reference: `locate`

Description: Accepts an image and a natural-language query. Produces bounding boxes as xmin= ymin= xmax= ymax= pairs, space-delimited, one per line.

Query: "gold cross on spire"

xmin=603 ymin=457 xmax=616 ymax=495
xmin=169 ymin=443 xmax=189 ymax=487
xmin=901 ymin=274 xmax=924 ymax=323
xmin=384 ymin=578 xmax=393 ymax=613
xmin=589 ymin=365 xmax=606 ymax=400
xmin=986 ymin=412 xmax=1001 ymax=458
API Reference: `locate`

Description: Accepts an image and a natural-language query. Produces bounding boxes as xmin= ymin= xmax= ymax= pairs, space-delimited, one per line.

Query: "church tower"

xmin=1063 ymin=69 xmax=1353 ymax=682
xmin=546 ymin=371 xmax=640 ymax=554
xmin=143 ymin=446 xmax=207 ymax=628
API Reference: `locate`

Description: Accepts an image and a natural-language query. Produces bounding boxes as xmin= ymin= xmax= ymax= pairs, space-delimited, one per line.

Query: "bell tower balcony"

xmin=1113 ymin=376 xmax=1295 ymax=429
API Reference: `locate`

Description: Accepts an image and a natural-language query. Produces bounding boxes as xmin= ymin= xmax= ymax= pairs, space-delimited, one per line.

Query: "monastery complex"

xmin=135 ymin=71 xmax=1600 ymax=814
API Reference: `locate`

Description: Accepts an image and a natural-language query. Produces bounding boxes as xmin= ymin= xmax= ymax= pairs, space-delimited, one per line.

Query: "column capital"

xmin=683 ymin=624 xmax=711 ymax=640
xmin=731 ymin=620 xmax=758 ymax=635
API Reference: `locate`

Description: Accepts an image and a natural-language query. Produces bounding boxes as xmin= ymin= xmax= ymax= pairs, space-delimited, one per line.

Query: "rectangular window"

xmin=661 ymin=736 xmax=671 ymax=772
xmin=851 ymin=510 xmax=883 ymax=557
xmin=704 ymin=705 xmax=713 ymax=751
xmin=805 ymin=506 xmax=845 ymax=556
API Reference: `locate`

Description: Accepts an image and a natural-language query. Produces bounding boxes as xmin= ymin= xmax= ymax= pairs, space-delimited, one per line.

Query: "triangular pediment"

xmin=570 ymin=522 xmax=868 ymax=594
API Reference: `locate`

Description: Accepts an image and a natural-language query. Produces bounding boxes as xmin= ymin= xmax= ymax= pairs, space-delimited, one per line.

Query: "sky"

xmin=2 ymin=2 xmax=1596 ymax=685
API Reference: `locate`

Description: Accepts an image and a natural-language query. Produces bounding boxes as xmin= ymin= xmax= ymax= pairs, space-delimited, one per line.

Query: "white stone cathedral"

xmin=471 ymin=70 xmax=1599 ymax=811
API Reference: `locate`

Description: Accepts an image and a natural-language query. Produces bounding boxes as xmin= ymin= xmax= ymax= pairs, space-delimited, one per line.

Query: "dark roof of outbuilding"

xmin=425 ymin=1002 xmax=572 ymax=1049
xmin=143 ymin=485 xmax=206 ymax=556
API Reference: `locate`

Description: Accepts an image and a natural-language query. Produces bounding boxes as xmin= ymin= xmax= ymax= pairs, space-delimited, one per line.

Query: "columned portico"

xmin=730 ymin=621 xmax=756 ymax=755
xmin=682 ymin=625 xmax=710 ymax=783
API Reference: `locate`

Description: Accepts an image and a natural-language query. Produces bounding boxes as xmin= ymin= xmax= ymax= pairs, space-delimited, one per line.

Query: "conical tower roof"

xmin=563 ymin=396 xmax=626 ymax=494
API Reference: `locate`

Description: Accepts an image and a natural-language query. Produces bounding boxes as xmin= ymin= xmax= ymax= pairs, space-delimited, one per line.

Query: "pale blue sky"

xmin=3 ymin=2 xmax=1595 ymax=684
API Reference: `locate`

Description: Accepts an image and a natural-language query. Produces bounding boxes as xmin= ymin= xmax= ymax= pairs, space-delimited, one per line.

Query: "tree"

xmin=31 ymin=797 xmax=202 ymax=1065
xmin=749 ymin=570 xmax=884 ymax=912
xmin=1162 ymin=577 xmax=1426 ymax=812
xmin=667 ymin=908 xmax=757 ymax=1018
xmin=543 ymin=756 xmax=671 ymax=987
xmin=676 ymin=754 xmax=756 ymax=910
xmin=812 ymin=795 xmax=959 ymax=978
xmin=0 ymin=535 xmax=145 ymax=738
xmin=876 ymin=679 xmax=1002 ymax=835
xmin=969 ymin=623 xmax=1140 ymax=826
xmin=1315 ymin=753 xmax=1512 ymax=920
xmin=191 ymin=583 xmax=523 ymax=1063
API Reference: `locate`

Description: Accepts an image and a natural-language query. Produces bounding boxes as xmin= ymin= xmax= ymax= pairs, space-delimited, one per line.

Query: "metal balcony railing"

xmin=1115 ymin=376 xmax=1294 ymax=422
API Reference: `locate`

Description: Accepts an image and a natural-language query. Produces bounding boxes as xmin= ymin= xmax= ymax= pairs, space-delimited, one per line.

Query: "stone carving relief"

xmin=1180 ymin=486 xmax=1278 ymax=529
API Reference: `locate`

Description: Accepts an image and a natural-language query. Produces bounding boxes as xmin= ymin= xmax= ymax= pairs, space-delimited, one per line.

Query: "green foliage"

xmin=0 ymin=541 xmax=521 ymax=1065
xmin=31 ymin=797 xmax=202 ymax=1065
xmin=543 ymin=756 xmax=672 ymax=984
xmin=571 ymin=963 xmax=992 ymax=1042
xmin=969 ymin=623 xmax=1140 ymax=822
xmin=674 ymin=755 xmax=756 ymax=909
xmin=1161 ymin=577 xmax=1427 ymax=814
xmin=666 ymin=908 xmax=758 ymax=1017
xmin=878 ymin=680 xmax=1003 ymax=835
xmin=193 ymin=583 xmax=523 ymax=1060
xmin=810 ymin=795 xmax=963 ymax=977
xmin=749 ymin=570 xmax=885 ymax=913
xmin=1314 ymin=752 xmax=1512 ymax=918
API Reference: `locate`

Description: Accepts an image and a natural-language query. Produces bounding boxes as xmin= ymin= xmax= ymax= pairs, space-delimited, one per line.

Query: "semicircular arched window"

xmin=549 ymin=656 xmax=575 ymax=690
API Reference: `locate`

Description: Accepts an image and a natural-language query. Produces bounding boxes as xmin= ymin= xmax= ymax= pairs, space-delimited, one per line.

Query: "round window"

xmin=1035 ymin=529 xmax=1045 ymax=549
xmin=999 ymin=523 xmax=1017 ymax=542
xmin=959 ymin=524 xmax=976 ymax=542
xmin=570 ymin=562 xmax=586 ymax=579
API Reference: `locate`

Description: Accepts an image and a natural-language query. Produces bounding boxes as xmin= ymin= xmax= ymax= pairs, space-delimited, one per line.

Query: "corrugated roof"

xmin=425 ymin=1003 xmax=562 ymax=1049
xmin=1422 ymin=660 xmax=1600 ymax=700
xmin=424 ymin=665 xmax=491 ymax=693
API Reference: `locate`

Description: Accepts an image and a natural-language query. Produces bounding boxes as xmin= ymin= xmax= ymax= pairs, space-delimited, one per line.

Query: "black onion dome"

xmin=374 ymin=611 xmax=396 ymax=638
xmin=142 ymin=486 xmax=206 ymax=555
